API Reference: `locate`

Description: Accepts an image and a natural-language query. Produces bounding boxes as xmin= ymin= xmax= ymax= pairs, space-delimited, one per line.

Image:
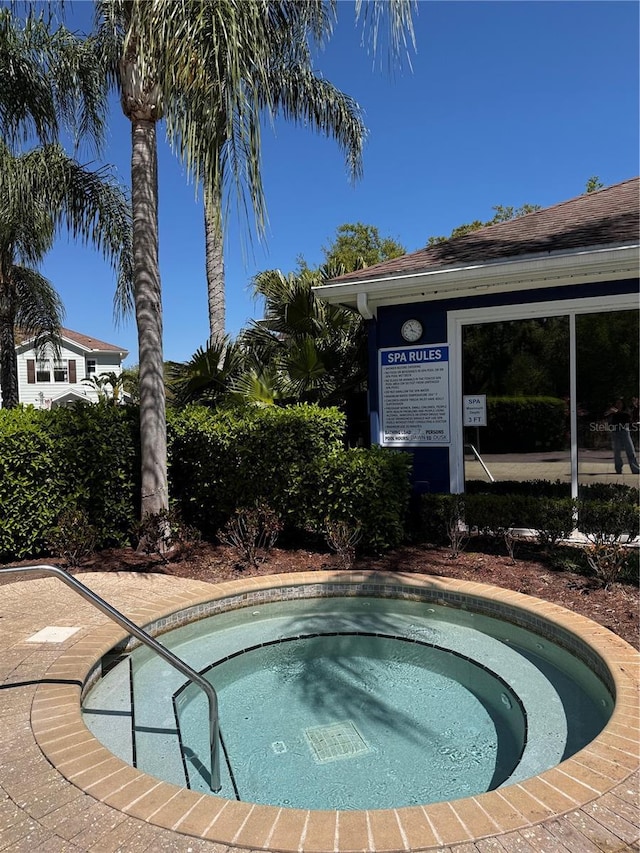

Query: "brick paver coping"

xmin=2 ymin=570 xmax=638 ymax=852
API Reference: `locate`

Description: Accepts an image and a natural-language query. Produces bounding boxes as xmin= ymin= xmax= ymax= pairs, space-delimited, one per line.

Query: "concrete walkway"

xmin=1 ymin=571 xmax=638 ymax=852
xmin=464 ymin=448 xmax=640 ymax=485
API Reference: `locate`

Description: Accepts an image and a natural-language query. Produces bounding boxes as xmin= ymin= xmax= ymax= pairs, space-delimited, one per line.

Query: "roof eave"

xmin=314 ymin=244 xmax=640 ymax=316
xmin=16 ymin=334 xmax=128 ymax=357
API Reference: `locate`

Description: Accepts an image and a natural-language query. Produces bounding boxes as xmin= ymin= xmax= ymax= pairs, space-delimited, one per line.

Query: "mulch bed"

xmin=3 ymin=540 xmax=638 ymax=650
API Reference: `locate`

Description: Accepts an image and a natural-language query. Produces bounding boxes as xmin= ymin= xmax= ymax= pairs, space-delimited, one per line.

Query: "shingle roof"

xmin=59 ymin=328 xmax=126 ymax=353
xmin=14 ymin=327 xmax=126 ymax=353
xmin=329 ymin=177 xmax=640 ymax=285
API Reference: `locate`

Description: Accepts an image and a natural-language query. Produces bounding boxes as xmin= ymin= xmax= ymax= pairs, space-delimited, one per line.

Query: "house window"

xmin=86 ymin=359 xmax=96 ymax=377
xmin=36 ymin=360 xmax=50 ymax=382
xmin=53 ymin=360 xmax=68 ymax=382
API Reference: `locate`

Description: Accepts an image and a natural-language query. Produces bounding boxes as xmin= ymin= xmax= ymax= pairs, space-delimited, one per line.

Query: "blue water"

xmin=177 ymin=633 xmax=524 ymax=809
xmin=83 ymin=596 xmax=613 ymax=810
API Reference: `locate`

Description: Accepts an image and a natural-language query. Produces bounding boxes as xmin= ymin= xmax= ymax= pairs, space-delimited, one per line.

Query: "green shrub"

xmin=418 ymin=494 xmax=453 ymax=546
xmin=578 ymin=482 xmax=639 ymax=503
xmin=466 ymin=479 xmax=570 ymax=498
xmin=478 ymin=397 xmax=567 ymax=453
xmin=167 ymin=404 xmax=345 ymax=537
xmin=465 ymin=493 xmax=535 ymax=560
xmin=577 ymin=496 xmax=639 ymax=545
xmin=46 ymin=508 xmax=96 ymax=566
xmin=44 ymin=403 xmax=139 ymax=547
xmin=523 ymin=497 xmax=576 ymax=547
xmin=217 ymin=502 xmax=282 ymax=568
xmin=418 ymin=493 xmax=468 ymax=556
xmin=1 ymin=402 xmax=411 ymax=561
xmin=0 ymin=408 xmax=65 ymax=559
xmin=323 ymin=518 xmax=362 ymax=569
xmin=420 ymin=491 xmax=576 ymax=557
xmin=304 ymin=447 xmax=412 ymax=554
xmin=0 ymin=404 xmax=138 ymax=561
xmin=168 ymin=406 xmax=410 ymax=554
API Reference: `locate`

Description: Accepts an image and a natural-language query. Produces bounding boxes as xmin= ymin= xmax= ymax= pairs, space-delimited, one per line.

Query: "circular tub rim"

xmin=32 ymin=571 xmax=640 ymax=853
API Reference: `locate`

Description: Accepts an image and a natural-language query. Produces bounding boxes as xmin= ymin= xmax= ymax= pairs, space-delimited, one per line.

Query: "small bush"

xmin=419 ymin=494 xmax=469 ymax=558
xmin=217 ymin=503 xmax=282 ymax=568
xmin=578 ymin=495 xmax=639 ymax=587
xmin=418 ymin=494 xmax=452 ymax=546
xmin=46 ymin=508 xmax=96 ymax=566
xmin=465 ymin=493 xmax=533 ymax=562
xmin=578 ymin=496 xmax=640 ymax=546
xmin=135 ymin=507 xmax=201 ymax=561
xmin=324 ymin=518 xmax=362 ymax=569
xmin=523 ymin=497 xmax=576 ymax=548
xmin=583 ymin=542 xmax=633 ymax=590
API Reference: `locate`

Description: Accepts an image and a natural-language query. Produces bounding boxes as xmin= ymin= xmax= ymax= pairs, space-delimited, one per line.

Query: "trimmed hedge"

xmin=467 ymin=479 xmax=638 ymax=504
xmin=304 ymin=447 xmax=412 ymax=553
xmin=167 ymin=404 xmax=347 ymax=536
xmin=0 ymin=404 xmax=139 ymax=560
xmin=1 ymin=402 xmax=412 ymax=560
xmin=420 ymin=488 xmax=638 ymax=552
xmin=466 ymin=479 xmax=570 ymax=498
xmin=476 ymin=396 xmax=567 ymax=453
xmin=168 ymin=405 xmax=412 ymax=552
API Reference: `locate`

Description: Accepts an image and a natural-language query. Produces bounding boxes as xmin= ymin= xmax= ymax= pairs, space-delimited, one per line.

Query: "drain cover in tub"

xmin=304 ymin=721 xmax=370 ymax=763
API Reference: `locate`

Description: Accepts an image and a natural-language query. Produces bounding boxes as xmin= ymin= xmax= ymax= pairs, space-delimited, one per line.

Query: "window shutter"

xmin=68 ymin=360 xmax=76 ymax=383
xmin=27 ymin=359 xmax=35 ymax=384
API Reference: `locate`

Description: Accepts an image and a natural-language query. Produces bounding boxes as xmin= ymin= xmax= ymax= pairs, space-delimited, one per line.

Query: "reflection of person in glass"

xmin=604 ymin=398 xmax=640 ymax=474
xmin=632 ymin=397 xmax=640 ymax=450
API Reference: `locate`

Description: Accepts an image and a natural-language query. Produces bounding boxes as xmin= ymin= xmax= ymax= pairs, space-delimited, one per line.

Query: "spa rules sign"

xmin=379 ymin=344 xmax=450 ymax=446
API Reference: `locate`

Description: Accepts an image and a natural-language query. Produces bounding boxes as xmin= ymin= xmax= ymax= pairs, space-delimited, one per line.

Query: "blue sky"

xmin=34 ymin=1 xmax=640 ymax=365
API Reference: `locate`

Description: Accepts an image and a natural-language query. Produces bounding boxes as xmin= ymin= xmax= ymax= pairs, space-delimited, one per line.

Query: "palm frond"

xmin=167 ymin=337 xmax=246 ymax=407
xmin=0 ymin=8 xmax=108 ymax=153
xmin=354 ymin=0 xmax=417 ymax=71
xmin=12 ymin=264 xmax=64 ymax=359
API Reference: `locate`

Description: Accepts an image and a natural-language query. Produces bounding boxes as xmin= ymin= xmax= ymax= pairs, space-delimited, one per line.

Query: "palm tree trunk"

xmin=204 ymin=185 xmax=225 ymax=344
xmin=0 ymin=280 xmax=19 ymax=409
xmin=131 ymin=117 xmax=167 ymax=519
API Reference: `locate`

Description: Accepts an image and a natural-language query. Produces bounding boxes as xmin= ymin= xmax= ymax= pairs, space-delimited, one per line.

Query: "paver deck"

xmin=0 ymin=570 xmax=638 ymax=852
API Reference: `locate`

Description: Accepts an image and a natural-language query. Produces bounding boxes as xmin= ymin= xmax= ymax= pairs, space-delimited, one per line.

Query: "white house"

xmin=7 ymin=327 xmax=129 ymax=409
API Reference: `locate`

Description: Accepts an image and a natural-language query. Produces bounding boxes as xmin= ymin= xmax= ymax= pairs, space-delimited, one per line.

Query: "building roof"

xmin=15 ymin=327 xmax=127 ymax=354
xmin=328 ymin=177 xmax=640 ymax=286
xmin=59 ymin=328 xmax=126 ymax=353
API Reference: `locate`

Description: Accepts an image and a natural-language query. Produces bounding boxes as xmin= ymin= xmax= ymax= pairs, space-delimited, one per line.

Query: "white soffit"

xmin=314 ymin=245 xmax=640 ymax=315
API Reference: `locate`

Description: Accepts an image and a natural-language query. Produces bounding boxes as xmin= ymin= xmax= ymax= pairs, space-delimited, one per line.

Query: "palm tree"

xmin=0 ymin=142 xmax=132 ymax=408
xmin=95 ymin=0 xmax=416 ymax=520
xmin=0 ymin=8 xmax=131 ymax=408
xmin=96 ymin=1 xmax=268 ymax=518
xmin=191 ymin=19 xmax=367 ymax=343
xmin=239 ymin=263 xmax=367 ymax=407
xmin=0 ymin=6 xmax=107 ymax=151
xmin=166 ymin=337 xmax=247 ymax=408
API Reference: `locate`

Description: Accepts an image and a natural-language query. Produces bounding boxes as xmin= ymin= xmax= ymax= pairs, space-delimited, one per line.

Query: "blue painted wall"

xmin=368 ymin=277 xmax=639 ymax=493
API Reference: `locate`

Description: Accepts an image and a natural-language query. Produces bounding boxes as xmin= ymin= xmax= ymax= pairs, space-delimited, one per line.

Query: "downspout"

xmin=356 ymin=291 xmax=374 ymax=320
xmin=355 ymin=292 xmax=379 ymax=445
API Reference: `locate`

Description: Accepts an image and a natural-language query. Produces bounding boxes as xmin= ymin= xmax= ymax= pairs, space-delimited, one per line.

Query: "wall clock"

xmin=400 ymin=318 xmax=423 ymax=342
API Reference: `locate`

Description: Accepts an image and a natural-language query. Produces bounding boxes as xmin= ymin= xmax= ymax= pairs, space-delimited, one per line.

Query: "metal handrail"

xmin=0 ymin=564 xmax=221 ymax=792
